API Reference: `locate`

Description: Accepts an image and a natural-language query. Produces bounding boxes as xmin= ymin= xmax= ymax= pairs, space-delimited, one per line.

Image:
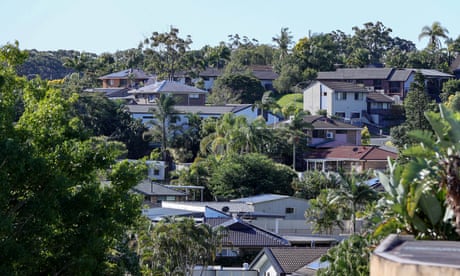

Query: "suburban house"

xmin=98 ymin=68 xmax=150 ymax=89
xmin=127 ymin=103 xmax=282 ymax=126
xmin=161 ymin=194 xmax=311 ymax=235
xmin=250 ymin=247 xmax=330 ymax=276
xmin=128 ymin=80 xmax=208 ymax=105
xmin=302 ymin=115 xmax=362 ymax=148
xmin=175 ymin=65 xmax=279 ymax=91
xmin=303 ymin=145 xmax=398 ymax=172
xmin=303 ymin=80 xmax=370 ymax=123
xmin=132 ymin=180 xmax=186 ymax=207
xmin=317 ymin=67 xmax=453 ymax=102
xmin=365 ymin=92 xmax=404 ymax=134
xmin=204 ymin=208 xmax=290 ymax=260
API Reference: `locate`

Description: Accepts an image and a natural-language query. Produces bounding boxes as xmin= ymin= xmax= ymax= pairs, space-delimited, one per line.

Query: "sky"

xmin=2 ymin=0 xmax=460 ymax=54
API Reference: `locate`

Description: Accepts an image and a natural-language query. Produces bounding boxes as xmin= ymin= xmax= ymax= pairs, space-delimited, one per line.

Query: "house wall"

xmin=303 ymin=83 xmax=323 ymax=114
xmin=234 ymin=107 xmax=280 ymax=125
xmin=252 ymin=198 xmax=309 ymax=220
xmin=102 ymin=79 xmax=121 ymax=88
xmin=331 ymin=92 xmax=368 ymax=120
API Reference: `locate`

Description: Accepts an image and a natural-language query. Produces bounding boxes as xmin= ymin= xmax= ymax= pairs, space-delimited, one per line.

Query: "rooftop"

xmin=129 ymin=80 xmax=208 ymax=94
xmin=99 ymin=68 xmax=149 ymax=80
xmin=304 ymin=145 xmax=398 ymax=161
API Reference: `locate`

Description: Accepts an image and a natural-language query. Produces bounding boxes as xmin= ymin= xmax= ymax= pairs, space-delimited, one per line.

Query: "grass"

xmin=276 ymin=93 xmax=303 ymax=110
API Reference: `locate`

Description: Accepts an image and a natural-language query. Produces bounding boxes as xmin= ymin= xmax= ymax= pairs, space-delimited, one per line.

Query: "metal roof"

xmin=318 ymin=68 xmax=394 ymax=80
xmin=367 ymin=93 xmax=394 ymax=103
xmin=230 ymin=194 xmax=291 ymax=204
xmin=132 ymin=180 xmax=186 ymax=196
xmin=129 ymin=80 xmax=208 ymax=94
xmin=320 ymin=81 xmax=370 ymax=92
xmin=98 ymin=68 xmax=149 ymax=80
xmin=126 ymin=104 xmax=252 ymax=115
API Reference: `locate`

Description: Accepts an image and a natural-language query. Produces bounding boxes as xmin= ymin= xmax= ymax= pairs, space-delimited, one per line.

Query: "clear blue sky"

xmin=2 ymin=0 xmax=459 ymax=54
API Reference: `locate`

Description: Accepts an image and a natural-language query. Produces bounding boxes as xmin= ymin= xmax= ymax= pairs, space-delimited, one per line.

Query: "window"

xmin=354 ymin=92 xmax=363 ymax=100
xmin=153 ymin=168 xmax=160 ymax=176
xmin=336 ymin=130 xmax=347 ymax=134
xmin=335 ymin=92 xmax=347 ymax=100
xmin=374 ymin=79 xmax=382 ymax=89
xmin=323 ymin=92 xmax=327 ymax=96
xmin=335 ymin=112 xmax=345 ymax=118
xmin=189 ymin=93 xmax=199 ymax=99
xmin=351 ymin=112 xmax=360 ymax=119
xmin=285 ymin=207 xmax=294 ymax=214
xmin=312 ymin=130 xmax=326 ymax=138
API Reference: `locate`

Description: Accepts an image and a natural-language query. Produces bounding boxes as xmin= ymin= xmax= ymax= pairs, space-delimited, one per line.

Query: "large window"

xmin=335 ymin=112 xmax=345 ymax=118
xmin=335 ymin=92 xmax=347 ymax=100
xmin=354 ymin=92 xmax=363 ymax=100
xmin=189 ymin=93 xmax=200 ymax=99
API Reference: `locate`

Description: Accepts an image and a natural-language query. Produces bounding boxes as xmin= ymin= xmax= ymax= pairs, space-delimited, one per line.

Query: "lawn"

xmin=276 ymin=93 xmax=303 ymax=110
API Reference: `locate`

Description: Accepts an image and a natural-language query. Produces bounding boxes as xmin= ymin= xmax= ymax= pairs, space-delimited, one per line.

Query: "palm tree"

xmin=330 ymin=170 xmax=378 ymax=234
xmin=272 ymin=27 xmax=293 ymax=60
xmin=146 ymin=93 xmax=178 ymax=161
xmin=418 ymin=21 xmax=449 ymax=50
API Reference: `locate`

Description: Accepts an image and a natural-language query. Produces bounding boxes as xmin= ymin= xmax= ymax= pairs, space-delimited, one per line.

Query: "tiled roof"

xmin=99 ymin=68 xmax=149 ymax=80
xmin=130 ymin=80 xmax=208 ymax=94
xmin=230 ymin=194 xmax=290 ymax=204
xmin=367 ymin=93 xmax=394 ymax=103
xmin=318 ymin=68 xmax=394 ymax=80
xmin=304 ymin=145 xmax=398 ymax=161
xmin=126 ymin=104 xmax=253 ymax=116
xmin=132 ymin=180 xmax=186 ymax=196
xmin=303 ymin=115 xmax=362 ymax=130
xmin=320 ymin=81 xmax=370 ymax=92
xmin=205 ymin=218 xmax=290 ymax=248
xmin=262 ymin=247 xmax=329 ymax=274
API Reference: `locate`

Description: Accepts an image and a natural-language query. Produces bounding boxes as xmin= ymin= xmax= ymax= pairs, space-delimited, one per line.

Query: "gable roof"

xmin=389 ymin=69 xmax=413 ymax=81
xmin=205 ymin=217 xmax=290 ymax=248
xmin=304 ymin=145 xmax=398 ymax=161
xmin=132 ymin=180 xmax=186 ymax=196
xmin=303 ymin=115 xmax=362 ymax=130
xmin=250 ymin=247 xmax=329 ymax=274
xmin=318 ymin=68 xmax=394 ymax=80
xmin=319 ymin=80 xmax=370 ymax=92
xmin=99 ymin=68 xmax=149 ymax=80
xmin=129 ymin=80 xmax=208 ymax=94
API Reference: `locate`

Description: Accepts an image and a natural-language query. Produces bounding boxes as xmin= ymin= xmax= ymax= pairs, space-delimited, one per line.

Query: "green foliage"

xmin=276 ymin=93 xmax=303 ymax=111
xmin=292 ymin=171 xmax=338 ymax=199
xmin=0 ymin=44 xmax=146 ymax=274
xmin=213 ymin=73 xmax=265 ymax=104
xmin=361 ymin=126 xmax=371 ymax=145
xmin=207 ymin=153 xmax=296 ymax=200
xmin=317 ymin=235 xmax=372 ymax=276
xmin=305 ymin=189 xmax=344 ymax=234
xmin=142 ymin=26 xmax=193 ymax=80
xmin=136 ymin=217 xmax=226 ymax=276
xmin=440 ymin=79 xmax=460 ymax=103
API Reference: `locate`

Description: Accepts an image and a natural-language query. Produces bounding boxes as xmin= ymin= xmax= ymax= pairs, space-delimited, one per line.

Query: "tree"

xmin=0 ymin=44 xmax=146 ymax=274
xmin=136 ymin=217 xmax=225 ymax=276
xmin=317 ymin=235 xmax=372 ymax=276
xmin=349 ymin=21 xmax=393 ymax=65
xmin=292 ymin=171 xmax=339 ymax=199
xmin=207 ymin=153 xmax=296 ymax=200
xmin=330 ymin=170 xmax=378 ymax=234
xmin=272 ymin=27 xmax=293 ymax=60
xmin=305 ymin=189 xmax=344 ymax=234
xmin=440 ymin=79 xmax=460 ymax=103
xmin=145 ymin=93 xmax=179 ymax=161
xmin=361 ymin=126 xmax=371 ymax=145
xmin=142 ymin=26 xmax=193 ymax=80
xmin=213 ymin=73 xmax=265 ymax=104
xmin=419 ymin=21 xmax=449 ymax=50
xmin=404 ymin=72 xmax=434 ymax=131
